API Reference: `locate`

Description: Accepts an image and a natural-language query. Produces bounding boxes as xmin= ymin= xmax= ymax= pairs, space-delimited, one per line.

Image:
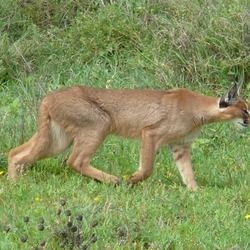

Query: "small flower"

xmin=245 ymin=214 xmax=250 ymax=219
xmin=117 ymin=230 xmax=126 ymax=237
xmin=23 ymin=216 xmax=30 ymax=223
xmin=40 ymin=241 xmax=47 ymax=247
xmin=35 ymin=197 xmax=40 ymax=202
xmin=60 ymin=199 xmax=67 ymax=206
xmin=39 ymin=217 xmax=44 ymax=224
xmin=71 ymin=226 xmax=78 ymax=233
xmin=94 ymin=197 xmax=100 ymax=203
xmin=57 ymin=209 xmax=62 ymax=216
xmin=122 ymin=175 xmax=128 ymax=180
xmin=0 ymin=171 xmax=4 ymax=176
xmin=67 ymin=221 xmax=73 ymax=228
xmin=76 ymin=215 xmax=83 ymax=221
xmin=65 ymin=210 xmax=71 ymax=216
xmin=20 ymin=236 xmax=28 ymax=243
xmin=38 ymin=225 xmax=45 ymax=231
xmin=60 ymin=230 xmax=68 ymax=238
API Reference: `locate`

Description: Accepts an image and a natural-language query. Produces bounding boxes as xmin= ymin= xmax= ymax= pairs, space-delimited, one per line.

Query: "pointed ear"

xmin=235 ymin=80 xmax=243 ymax=94
xmin=219 ymin=82 xmax=241 ymax=108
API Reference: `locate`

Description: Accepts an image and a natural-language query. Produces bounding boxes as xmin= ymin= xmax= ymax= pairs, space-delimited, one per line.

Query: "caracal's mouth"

xmin=234 ymin=119 xmax=248 ymax=129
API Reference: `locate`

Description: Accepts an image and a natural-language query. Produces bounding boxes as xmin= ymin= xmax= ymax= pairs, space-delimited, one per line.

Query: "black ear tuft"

xmin=219 ymin=81 xmax=242 ymax=108
xmin=219 ymin=98 xmax=229 ymax=108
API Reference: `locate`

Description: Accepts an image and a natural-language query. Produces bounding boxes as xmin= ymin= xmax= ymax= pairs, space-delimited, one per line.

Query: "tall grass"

xmin=0 ymin=0 xmax=249 ymax=249
xmin=0 ymin=0 xmax=249 ymax=86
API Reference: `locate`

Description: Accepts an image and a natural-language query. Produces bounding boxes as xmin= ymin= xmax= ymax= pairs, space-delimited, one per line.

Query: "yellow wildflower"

xmin=35 ymin=197 xmax=41 ymax=202
xmin=0 ymin=171 xmax=4 ymax=176
xmin=94 ymin=197 xmax=100 ymax=203
xmin=122 ymin=175 xmax=128 ymax=180
xmin=245 ymin=214 xmax=250 ymax=219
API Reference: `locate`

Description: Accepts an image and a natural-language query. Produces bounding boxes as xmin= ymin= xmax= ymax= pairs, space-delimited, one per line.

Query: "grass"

xmin=0 ymin=0 xmax=250 ymax=249
xmin=1 ymin=141 xmax=250 ymax=250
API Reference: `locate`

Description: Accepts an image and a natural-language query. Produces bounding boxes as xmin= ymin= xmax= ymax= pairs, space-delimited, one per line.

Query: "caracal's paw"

xmin=103 ymin=175 xmax=121 ymax=185
xmin=8 ymin=165 xmax=20 ymax=182
xmin=126 ymin=172 xmax=144 ymax=185
xmin=186 ymin=181 xmax=199 ymax=191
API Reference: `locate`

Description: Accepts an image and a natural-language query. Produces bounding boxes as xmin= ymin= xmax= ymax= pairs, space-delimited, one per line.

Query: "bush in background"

xmin=0 ymin=0 xmax=249 ymax=87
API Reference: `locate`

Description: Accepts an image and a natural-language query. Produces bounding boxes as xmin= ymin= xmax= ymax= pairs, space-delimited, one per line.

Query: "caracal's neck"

xmin=192 ymin=94 xmax=231 ymax=126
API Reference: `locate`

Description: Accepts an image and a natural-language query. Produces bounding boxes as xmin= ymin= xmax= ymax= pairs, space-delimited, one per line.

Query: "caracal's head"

xmin=219 ymin=81 xmax=250 ymax=129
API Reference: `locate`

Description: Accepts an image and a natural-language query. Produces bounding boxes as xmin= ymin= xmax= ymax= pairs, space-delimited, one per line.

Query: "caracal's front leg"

xmin=128 ymin=128 xmax=161 ymax=184
xmin=171 ymin=143 xmax=198 ymax=191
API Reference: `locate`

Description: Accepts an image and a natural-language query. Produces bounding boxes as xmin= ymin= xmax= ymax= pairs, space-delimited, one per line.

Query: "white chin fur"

xmin=234 ymin=118 xmax=247 ymax=130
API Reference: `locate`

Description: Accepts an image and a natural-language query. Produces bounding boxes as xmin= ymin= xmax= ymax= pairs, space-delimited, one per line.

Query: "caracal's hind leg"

xmin=8 ymin=121 xmax=72 ymax=181
xmin=8 ymin=133 xmax=50 ymax=180
xmin=67 ymin=129 xmax=119 ymax=184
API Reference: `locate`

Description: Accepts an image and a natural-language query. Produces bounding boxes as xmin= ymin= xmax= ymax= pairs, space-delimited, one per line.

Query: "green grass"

xmin=0 ymin=133 xmax=250 ymax=249
xmin=0 ymin=0 xmax=250 ymax=249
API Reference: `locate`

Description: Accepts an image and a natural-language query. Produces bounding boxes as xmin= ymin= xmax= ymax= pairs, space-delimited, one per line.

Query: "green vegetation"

xmin=0 ymin=0 xmax=249 ymax=249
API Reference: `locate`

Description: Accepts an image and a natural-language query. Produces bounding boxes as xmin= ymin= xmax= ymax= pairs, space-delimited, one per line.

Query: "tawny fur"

xmin=8 ymin=84 xmax=249 ymax=190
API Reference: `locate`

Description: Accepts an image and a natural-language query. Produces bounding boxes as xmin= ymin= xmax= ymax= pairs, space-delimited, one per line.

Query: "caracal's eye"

xmin=242 ymin=109 xmax=249 ymax=116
